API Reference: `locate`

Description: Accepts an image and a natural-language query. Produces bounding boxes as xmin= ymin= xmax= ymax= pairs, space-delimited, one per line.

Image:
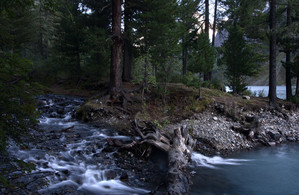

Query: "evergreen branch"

xmin=98 ymin=3 xmax=111 ymax=15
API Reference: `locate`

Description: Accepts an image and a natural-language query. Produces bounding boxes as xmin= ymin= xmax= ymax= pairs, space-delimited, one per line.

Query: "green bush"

xmin=132 ymin=55 xmax=156 ymax=86
xmin=182 ymin=72 xmax=200 ymax=88
xmin=290 ymin=96 xmax=299 ymax=104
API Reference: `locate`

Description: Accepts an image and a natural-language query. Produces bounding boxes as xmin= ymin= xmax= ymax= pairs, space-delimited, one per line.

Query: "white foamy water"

xmin=12 ymin=116 xmax=149 ymax=194
xmin=10 ymin=94 xmax=150 ymax=194
xmin=78 ymin=180 xmax=149 ymax=194
xmin=192 ymin=152 xmax=251 ymax=169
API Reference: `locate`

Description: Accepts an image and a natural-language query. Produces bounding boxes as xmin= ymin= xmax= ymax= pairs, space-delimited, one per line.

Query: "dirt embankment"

xmin=76 ymin=83 xmax=299 ymax=156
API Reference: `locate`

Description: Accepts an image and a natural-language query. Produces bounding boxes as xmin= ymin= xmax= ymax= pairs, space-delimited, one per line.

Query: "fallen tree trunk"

xmin=123 ymin=120 xmax=195 ymax=194
xmin=167 ymin=125 xmax=195 ymax=195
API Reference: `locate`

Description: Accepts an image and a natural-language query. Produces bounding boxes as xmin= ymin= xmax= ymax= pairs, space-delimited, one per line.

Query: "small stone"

xmin=267 ymin=142 xmax=276 ymax=146
xmin=243 ymin=96 xmax=250 ymax=100
xmin=61 ymin=169 xmax=70 ymax=175
xmin=213 ymin=117 xmax=218 ymax=121
xmin=120 ymin=172 xmax=128 ymax=181
xmin=105 ymin=170 xmax=117 ymax=180
xmin=248 ymin=131 xmax=255 ymax=139
xmin=113 ymin=139 xmax=123 ymax=147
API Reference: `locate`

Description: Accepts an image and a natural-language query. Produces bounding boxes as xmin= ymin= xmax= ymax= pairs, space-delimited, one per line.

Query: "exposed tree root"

xmin=122 ymin=120 xmax=196 ymax=194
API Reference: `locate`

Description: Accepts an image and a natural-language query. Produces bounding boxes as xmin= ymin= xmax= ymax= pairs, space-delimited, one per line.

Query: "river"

xmin=190 ymin=144 xmax=299 ymax=194
xmin=226 ymin=86 xmax=296 ymax=100
xmin=7 ymin=94 xmax=299 ymax=194
xmin=8 ymin=95 xmax=151 ymax=194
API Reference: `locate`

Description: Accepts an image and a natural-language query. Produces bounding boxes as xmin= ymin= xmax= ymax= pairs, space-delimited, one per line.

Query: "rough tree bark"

xmin=269 ymin=0 xmax=277 ymax=106
xmin=211 ymin=0 xmax=218 ymax=47
xmin=167 ymin=125 xmax=195 ymax=194
xmin=204 ymin=0 xmax=211 ymax=81
xmin=204 ymin=0 xmax=209 ymax=39
xmin=123 ymin=120 xmax=195 ymax=194
xmin=110 ymin=0 xmax=123 ymax=97
xmin=285 ymin=2 xmax=292 ymax=100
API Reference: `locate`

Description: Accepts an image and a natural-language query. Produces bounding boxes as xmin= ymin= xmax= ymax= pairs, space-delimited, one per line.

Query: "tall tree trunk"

xmin=269 ymin=0 xmax=277 ymax=106
xmin=182 ymin=46 xmax=187 ymax=75
xmin=110 ymin=0 xmax=123 ymax=95
xmin=204 ymin=0 xmax=210 ymax=81
xmin=211 ymin=0 xmax=218 ymax=47
xmin=285 ymin=2 xmax=292 ymax=100
xmin=122 ymin=1 xmax=133 ymax=82
xmin=205 ymin=0 xmax=209 ymax=35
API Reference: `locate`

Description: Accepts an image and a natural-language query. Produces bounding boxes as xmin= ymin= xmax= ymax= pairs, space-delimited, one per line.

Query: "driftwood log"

xmin=167 ymin=125 xmax=195 ymax=195
xmin=123 ymin=120 xmax=195 ymax=194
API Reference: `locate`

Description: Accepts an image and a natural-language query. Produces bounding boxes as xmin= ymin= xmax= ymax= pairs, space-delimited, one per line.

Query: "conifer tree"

xmin=178 ymin=0 xmax=201 ymax=76
xmin=277 ymin=0 xmax=299 ymax=100
xmin=133 ymin=0 xmax=179 ymax=82
xmin=52 ymin=0 xmax=86 ymax=82
xmin=188 ymin=33 xmax=215 ymax=98
xmin=0 ymin=0 xmax=38 ymax=151
xmin=220 ymin=25 xmax=261 ymax=94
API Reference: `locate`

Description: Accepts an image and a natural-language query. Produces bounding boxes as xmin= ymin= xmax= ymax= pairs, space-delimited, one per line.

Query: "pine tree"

xmin=277 ymin=0 xmax=299 ymax=100
xmin=52 ymin=0 xmax=87 ymax=82
xmin=220 ymin=25 xmax=262 ymax=94
xmin=188 ymin=33 xmax=215 ymax=98
xmin=0 ymin=0 xmax=39 ymax=151
xmin=133 ymin=0 xmax=179 ymax=83
xmin=177 ymin=0 xmax=201 ymax=76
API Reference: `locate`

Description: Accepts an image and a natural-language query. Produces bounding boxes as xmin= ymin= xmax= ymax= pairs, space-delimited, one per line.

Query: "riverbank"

xmin=77 ymin=83 xmax=299 ymax=156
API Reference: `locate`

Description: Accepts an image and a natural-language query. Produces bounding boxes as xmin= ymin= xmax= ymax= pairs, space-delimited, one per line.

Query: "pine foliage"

xmin=220 ymin=25 xmax=264 ymax=94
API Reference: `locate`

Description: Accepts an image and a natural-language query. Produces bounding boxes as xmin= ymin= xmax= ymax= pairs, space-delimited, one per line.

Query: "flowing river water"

xmin=7 ymin=95 xmax=299 ymax=194
xmin=190 ymin=144 xmax=299 ymax=194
